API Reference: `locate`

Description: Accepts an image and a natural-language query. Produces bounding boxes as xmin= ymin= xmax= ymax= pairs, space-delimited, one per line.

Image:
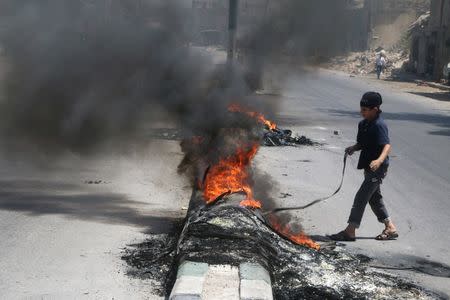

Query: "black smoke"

xmin=0 ymin=0 xmax=259 ymax=156
xmin=0 ymin=0 xmax=362 ymax=195
xmin=0 ymin=1 xmax=362 ymax=155
xmin=0 ymin=1 xmax=365 ymax=248
xmin=242 ymin=0 xmax=367 ymax=58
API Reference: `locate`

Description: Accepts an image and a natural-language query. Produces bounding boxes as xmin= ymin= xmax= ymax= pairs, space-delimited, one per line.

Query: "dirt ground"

xmin=323 ymin=68 xmax=450 ymax=107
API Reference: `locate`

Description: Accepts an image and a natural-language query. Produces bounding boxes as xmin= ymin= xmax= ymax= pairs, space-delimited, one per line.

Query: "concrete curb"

xmin=414 ymin=79 xmax=450 ymax=91
xmin=239 ymin=263 xmax=273 ymax=300
xmin=169 ymin=261 xmax=273 ymax=300
xmin=169 ymin=261 xmax=208 ymax=300
xmin=203 ymin=265 xmax=240 ymax=299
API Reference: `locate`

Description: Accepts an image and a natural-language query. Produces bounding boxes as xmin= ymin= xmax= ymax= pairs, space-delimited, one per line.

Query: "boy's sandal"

xmin=328 ymin=230 xmax=356 ymax=242
xmin=375 ymin=230 xmax=399 ymax=241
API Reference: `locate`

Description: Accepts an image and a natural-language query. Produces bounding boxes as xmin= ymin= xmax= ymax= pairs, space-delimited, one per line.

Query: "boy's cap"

xmin=360 ymin=92 xmax=382 ymax=108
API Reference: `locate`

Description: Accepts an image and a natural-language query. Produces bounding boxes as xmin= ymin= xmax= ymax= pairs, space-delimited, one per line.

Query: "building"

xmin=191 ymin=0 xmax=269 ymax=46
xmin=192 ymin=0 xmax=430 ymax=55
xmin=409 ymin=0 xmax=450 ymax=80
xmin=191 ymin=0 xmax=371 ymax=53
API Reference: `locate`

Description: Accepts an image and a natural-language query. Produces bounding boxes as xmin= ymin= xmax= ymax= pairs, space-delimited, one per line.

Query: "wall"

xmin=430 ymin=0 xmax=450 ymax=79
xmin=367 ymin=0 xmax=431 ymax=49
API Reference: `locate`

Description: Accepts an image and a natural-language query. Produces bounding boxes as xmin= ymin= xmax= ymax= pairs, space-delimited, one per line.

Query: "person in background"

xmin=375 ymin=53 xmax=386 ymax=79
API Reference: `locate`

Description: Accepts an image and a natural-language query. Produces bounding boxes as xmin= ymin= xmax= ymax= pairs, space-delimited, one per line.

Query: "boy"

xmin=330 ymin=92 xmax=398 ymax=241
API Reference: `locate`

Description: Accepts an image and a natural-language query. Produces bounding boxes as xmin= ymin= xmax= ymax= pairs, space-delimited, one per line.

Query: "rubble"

xmin=325 ymin=49 xmax=409 ymax=78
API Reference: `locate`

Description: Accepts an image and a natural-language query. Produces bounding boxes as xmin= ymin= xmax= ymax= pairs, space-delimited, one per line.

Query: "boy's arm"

xmin=346 ymin=143 xmax=362 ymax=155
xmin=369 ymin=144 xmax=391 ymax=171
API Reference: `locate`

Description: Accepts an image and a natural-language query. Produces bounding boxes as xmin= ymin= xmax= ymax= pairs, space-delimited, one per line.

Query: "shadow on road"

xmin=372 ymin=254 xmax=450 ymax=279
xmin=321 ymin=109 xmax=450 ymax=137
xmin=409 ymin=91 xmax=450 ymax=102
xmin=0 ymin=179 xmax=183 ymax=234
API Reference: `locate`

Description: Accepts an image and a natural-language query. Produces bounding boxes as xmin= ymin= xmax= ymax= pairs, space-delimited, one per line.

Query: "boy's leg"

xmin=346 ymin=171 xmax=381 ymax=232
xmin=368 ymin=172 xmax=398 ymax=239
xmin=368 ymin=186 xmax=390 ymax=224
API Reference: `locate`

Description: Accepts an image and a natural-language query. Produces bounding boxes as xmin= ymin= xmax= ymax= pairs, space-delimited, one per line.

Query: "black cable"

xmin=263 ymin=153 xmax=348 ymax=215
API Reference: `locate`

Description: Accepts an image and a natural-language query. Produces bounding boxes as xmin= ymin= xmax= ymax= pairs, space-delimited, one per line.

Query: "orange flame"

xmin=269 ymin=216 xmax=321 ymax=250
xmin=199 ymin=104 xmax=319 ymax=250
xmin=203 ymin=143 xmax=262 ymax=209
xmin=228 ymin=103 xmax=277 ymax=131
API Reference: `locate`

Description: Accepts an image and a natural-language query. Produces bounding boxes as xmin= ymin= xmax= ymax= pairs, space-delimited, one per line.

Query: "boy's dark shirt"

xmin=357 ymin=115 xmax=390 ymax=170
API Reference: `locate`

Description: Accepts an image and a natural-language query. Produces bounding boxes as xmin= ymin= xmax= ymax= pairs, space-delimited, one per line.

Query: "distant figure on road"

xmin=375 ymin=53 xmax=386 ymax=79
xmin=329 ymin=92 xmax=398 ymax=241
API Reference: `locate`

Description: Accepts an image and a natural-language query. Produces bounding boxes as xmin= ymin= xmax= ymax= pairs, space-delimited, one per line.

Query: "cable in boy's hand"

xmin=345 ymin=146 xmax=355 ymax=156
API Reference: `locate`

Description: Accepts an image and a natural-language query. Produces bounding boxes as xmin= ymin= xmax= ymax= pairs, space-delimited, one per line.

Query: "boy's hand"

xmin=369 ymin=159 xmax=382 ymax=172
xmin=345 ymin=146 xmax=356 ymax=156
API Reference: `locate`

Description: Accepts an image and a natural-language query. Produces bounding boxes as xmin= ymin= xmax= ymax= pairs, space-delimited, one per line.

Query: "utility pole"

xmin=434 ymin=0 xmax=446 ymax=81
xmin=365 ymin=0 xmax=373 ymax=50
xmin=264 ymin=0 xmax=270 ymax=19
xmin=227 ymin=0 xmax=239 ymax=66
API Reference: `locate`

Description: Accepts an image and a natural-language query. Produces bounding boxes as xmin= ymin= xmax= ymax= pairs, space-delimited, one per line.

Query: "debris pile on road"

xmin=263 ymin=127 xmax=315 ymax=146
xmin=325 ymin=49 xmax=409 ymax=77
xmin=123 ymin=193 xmax=438 ymax=299
xmin=228 ymin=103 xmax=316 ymax=147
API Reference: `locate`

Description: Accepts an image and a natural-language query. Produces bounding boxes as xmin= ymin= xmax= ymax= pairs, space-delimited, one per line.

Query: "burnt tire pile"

xmin=124 ymin=193 xmax=438 ymax=300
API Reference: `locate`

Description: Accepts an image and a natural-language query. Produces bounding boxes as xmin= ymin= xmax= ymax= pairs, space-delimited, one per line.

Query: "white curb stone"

xmin=169 ymin=261 xmax=209 ymax=300
xmin=239 ymin=263 xmax=273 ymax=300
xmin=202 ymin=265 xmax=240 ymax=300
xmin=170 ymin=261 xmax=273 ymax=300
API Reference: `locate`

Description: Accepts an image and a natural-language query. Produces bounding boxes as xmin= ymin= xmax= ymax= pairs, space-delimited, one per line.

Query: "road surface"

xmin=0 ymin=142 xmax=188 ymax=299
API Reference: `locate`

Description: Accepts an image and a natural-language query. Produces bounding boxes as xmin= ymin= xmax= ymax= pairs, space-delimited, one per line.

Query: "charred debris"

xmin=123 ymin=192 xmax=439 ymax=300
xmin=263 ymin=128 xmax=316 ymax=147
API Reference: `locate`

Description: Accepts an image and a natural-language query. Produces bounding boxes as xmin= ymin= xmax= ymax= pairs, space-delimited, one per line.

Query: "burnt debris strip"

xmin=147 ymin=125 xmax=317 ymax=147
xmin=146 ymin=104 xmax=318 ymax=148
xmin=123 ymin=192 xmax=439 ymax=300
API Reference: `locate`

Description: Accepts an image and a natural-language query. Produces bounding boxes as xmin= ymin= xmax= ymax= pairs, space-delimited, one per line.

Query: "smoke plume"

xmin=0 ymin=1 xmax=358 ymax=154
xmin=0 ymin=0 xmax=358 ymax=195
xmin=0 ymin=0 xmax=261 ymax=156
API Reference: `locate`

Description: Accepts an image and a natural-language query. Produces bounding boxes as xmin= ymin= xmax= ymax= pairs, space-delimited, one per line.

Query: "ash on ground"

xmin=122 ymin=232 xmax=180 ymax=296
xmin=122 ymin=195 xmax=440 ymax=300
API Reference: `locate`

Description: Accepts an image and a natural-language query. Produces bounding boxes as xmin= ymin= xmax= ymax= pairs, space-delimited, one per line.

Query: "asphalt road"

xmin=0 ymin=142 xmax=188 ymax=299
xmin=256 ymin=69 xmax=450 ymax=297
xmin=0 ymin=68 xmax=449 ymax=298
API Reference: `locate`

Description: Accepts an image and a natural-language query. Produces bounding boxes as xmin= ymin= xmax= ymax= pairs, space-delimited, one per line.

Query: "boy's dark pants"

xmin=348 ymin=166 xmax=390 ymax=228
